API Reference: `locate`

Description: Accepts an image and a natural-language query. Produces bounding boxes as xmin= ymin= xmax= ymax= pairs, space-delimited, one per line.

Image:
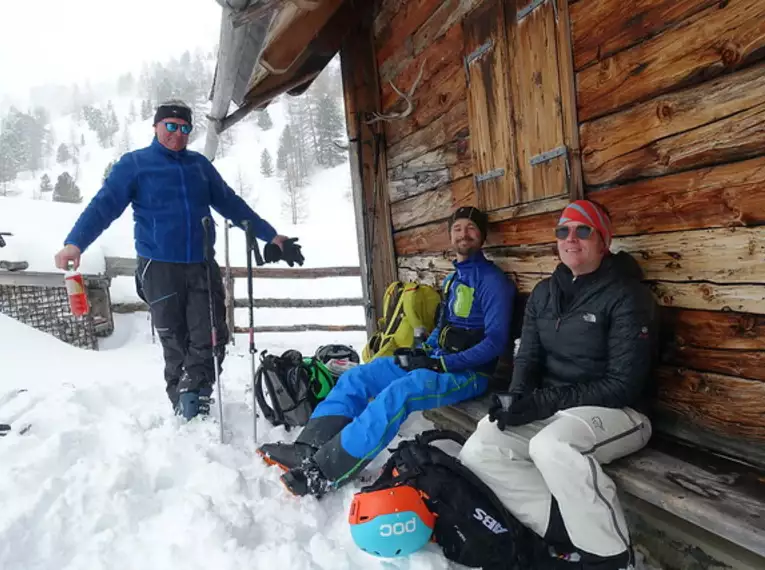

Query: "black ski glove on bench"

xmin=394 ymin=348 xmax=443 ymax=373
xmin=264 ymin=238 xmax=305 ymax=267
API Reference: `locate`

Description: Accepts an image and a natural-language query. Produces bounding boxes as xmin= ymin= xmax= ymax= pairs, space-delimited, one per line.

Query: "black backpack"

xmin=254 ymin=350 xmax=335 ymax=431
xmin=360 ymin=429 xmax=545 ymax=569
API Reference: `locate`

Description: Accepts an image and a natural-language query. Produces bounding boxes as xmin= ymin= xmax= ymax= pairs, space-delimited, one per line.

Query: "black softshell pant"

xmin=135 ymin=257 xmax=228 ymax=406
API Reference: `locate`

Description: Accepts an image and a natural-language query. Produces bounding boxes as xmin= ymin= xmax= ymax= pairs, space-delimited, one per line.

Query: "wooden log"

xmin=661 ymin=308 xmax=765 ymax=351
xmin=228 ymin=266 xmax=361 ymax=279
xmin=233 ymin=324 xmax=366 ymax=333
xmin=611 ymin=227 xmax=765 ymax=284
xmin=663 ymin=344 xmax=765 ymax=383
xmin=390 ymin=177 xmax=476 ymax=231
xmin=487 ymin=196 xmax=571 ymax=224
xmin=570 ymin=0 xmax=720 ymax=71
xmin=384 ymin=61 xmax=466 ymax=147
xmin=387 ymin=100 xmax=469 ymax=169
xmin=464 ymin=0 xmax=521 ymax=210
xmin=649 ymin=281 xmax=765 ymax=315
xmin=374 ymin=0 xmax=438 ymax=78
xmin=259 ymin=0 xmax=344 ymax=74
xmin=655 ymin=366 xmax=765 ymax=445
xmin=581 ymin=64 xmax=765 ymax=186
xmin=388 ymin=138 xmax=471 ymax=203
xmin=592 ymin=100 xmax=765 ymax=186
xmin=373 ymin=0 xmax=406 ymax=40
xmin=233 ymin=297 xmax=364 ymax=308
xmin=380 ymin=23 xmax=463 ymax=111
xmin=394 ymin=221 xmax=451 ymax=257
xmin=377 ymin=0 xmax=482 ymax=85
xmin=591 ymin=157 xmax=765 ymax=234
xmin=232 ymin=0 xmax=284 ymax=27
xmin=508 ymin=0 xmax=568 ymax=202
xmin=576 ymin=0 xmax=765 ymax=122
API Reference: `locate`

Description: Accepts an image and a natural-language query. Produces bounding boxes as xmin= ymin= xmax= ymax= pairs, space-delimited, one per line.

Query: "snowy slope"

xmin=0 ymin=313 xmax=446 ymax=570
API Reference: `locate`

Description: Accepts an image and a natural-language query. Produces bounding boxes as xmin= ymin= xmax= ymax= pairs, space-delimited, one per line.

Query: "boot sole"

xmin=256 ymin=448 xmax=291 ymax=472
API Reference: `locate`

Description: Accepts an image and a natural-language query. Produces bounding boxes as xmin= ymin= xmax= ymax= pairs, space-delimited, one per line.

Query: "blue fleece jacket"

xmin=426 ymin=251 xmax=515 ymax=373
xmin=64 ymin=138 xmax=277 ymax=263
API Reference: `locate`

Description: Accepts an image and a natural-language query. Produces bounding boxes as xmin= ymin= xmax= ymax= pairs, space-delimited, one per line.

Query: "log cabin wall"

xmin=369 ymin=0 xmax=765 ymax=469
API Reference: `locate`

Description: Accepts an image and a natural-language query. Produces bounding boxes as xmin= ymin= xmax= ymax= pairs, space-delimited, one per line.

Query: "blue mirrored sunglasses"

xmin=554 ymin=224 xmax=594 ymax=240
xmin=163 ymin=122 xmax=192 ymax=135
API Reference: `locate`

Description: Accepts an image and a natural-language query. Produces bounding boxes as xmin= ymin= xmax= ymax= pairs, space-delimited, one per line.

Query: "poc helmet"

xmin=349 ymin=485 xmax=436 ymax=558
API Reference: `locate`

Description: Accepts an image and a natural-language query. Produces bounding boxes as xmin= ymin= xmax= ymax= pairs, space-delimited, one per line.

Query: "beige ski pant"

xmin=459 ymin=406 xmax=651 ymax=558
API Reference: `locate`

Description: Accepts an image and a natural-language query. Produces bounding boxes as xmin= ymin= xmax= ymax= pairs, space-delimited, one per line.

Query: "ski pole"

xmin=202 ymin=216 xmax=225 ymax=444
xmin=243 ymin=221 xmax=264 ymax=445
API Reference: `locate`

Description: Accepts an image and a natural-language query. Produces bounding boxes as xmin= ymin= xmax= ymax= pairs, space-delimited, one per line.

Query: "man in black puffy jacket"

xmin=459 ymin=200 xmax=658 ymax=570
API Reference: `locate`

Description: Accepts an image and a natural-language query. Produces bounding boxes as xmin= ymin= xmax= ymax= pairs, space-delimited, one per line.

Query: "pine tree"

xmin=260 ymin=149 xmax=274 ymax=177
xmin=56 ymin=143 xmax=71 ymax=164
xmin=53 ymin=171 xmax=82 ymax=203
xmin=277 ymin=125 xmax=307 ymax=224
xmin=216 ymin=127 xmax=235 ymax=159
xmin=315 ymin=93 xmax=346 ymax=167
xmin=105 ymin=101 xmax=120 ymax=146
xmin=140 ymin=99 xmax=153 ymax=121
xmin=235 ymin=167 xmax=251 ymax=197
xmin=257 ymin=109 xmax=273 ymax=130
xmin=103 ymin=161 xmax=115 ymax=183
xmin=80 ymin=134 xmax=85 ymax=146
xmin=0 ymin=133 xmax=19 ymax=195
xmin=39 ymin=173 xmax=53 ymax=193
xmin=128 ymin=102 xmax=138 ymax=123
xmin=117 ymin=124 xmax=132 ymax=155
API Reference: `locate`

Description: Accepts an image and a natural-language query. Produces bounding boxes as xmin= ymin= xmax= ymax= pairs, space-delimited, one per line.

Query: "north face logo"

xmin=473 ymin=508 xmax=508 ymax=534
xmin=582 ymin=312 xmax=597 ymax=323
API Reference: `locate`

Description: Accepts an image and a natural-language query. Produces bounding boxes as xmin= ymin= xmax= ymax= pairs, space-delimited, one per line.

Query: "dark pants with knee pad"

xmin=135 ymin=257 xmax=228 ymax=406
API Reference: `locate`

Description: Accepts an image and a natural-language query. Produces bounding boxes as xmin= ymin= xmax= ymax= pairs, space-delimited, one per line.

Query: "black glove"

xmin=263 ymin=242 xmax=282 ymax=264
xmin=265 ymin=238 xmax=305 ymax=267
xmin=393 ymin=348 xmax=443 ymax=372
xmin=488 ymin=392 xmax=553 ymax=431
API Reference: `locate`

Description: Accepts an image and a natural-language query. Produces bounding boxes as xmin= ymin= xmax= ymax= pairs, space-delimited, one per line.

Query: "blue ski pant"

xmin=311 ymin=356 xmax=488 ymax=464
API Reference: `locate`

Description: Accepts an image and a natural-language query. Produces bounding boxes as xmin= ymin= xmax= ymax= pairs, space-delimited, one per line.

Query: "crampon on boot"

xmin=257 ymin=442 xmax=317 ymax=472
xmin=280 ymin=459 xmax=332 ymax=498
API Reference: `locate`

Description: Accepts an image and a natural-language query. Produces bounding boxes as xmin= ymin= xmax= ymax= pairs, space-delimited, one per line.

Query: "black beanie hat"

xmin=153 ymin=102 xmax=193 ymax=127
xmin=449 ymin=206 xmax=489 ymax=241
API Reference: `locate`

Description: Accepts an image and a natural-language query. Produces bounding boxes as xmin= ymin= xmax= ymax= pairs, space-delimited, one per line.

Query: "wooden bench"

xmin=425 ymin=396 xmax=765 ymax=567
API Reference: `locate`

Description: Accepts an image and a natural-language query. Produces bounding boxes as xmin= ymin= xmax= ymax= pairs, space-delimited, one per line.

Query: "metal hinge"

xmin=474 ymin=168 xmax=506 ymax=184
xmin=530 ymin=145 xmax=567 ymax=166
xmin=463 ymin=39 xmax=494 ymax=85
xmin=517 ymin=0 xmax=550 ymax=22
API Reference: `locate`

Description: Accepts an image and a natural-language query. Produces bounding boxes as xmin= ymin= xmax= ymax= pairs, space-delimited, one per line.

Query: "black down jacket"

xmin=508 ymin=251 xmax=658 ymax=414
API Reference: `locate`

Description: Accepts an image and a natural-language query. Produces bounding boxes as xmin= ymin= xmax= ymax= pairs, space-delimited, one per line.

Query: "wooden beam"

xmin=233 ymin=324 xmax=366 ymax=333
xmin=340 ymin=7 xmax=396 ymax=336
xmin=661 ymin=308 xmax=765 ymax=351
xmin=387 ymin=100 xmax=468 ymax=169
xmin=581 ymin=64 xmax=765 ymax=186
xmin=570 ymin=0 xmax=720 ymax=71
xmin=232 ymin=297 xmax=364 ymax=308
xmin=576 ymin=0 xmax=765 ymax=122
xmin=104 ymin=257 xmax=360 ymax=279
xmin=114 ymin=297 xmax=364 ymax=312
xmin=390 ymin=177 xmax=475 ymax=231
xmin=259 ymin=0 xmax=345 ymax=75
xmin=663 ymin=344 xmax=765 ymax=383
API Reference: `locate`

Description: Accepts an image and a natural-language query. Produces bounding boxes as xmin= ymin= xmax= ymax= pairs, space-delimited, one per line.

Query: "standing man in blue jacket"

xmin=258 ymin=206 xmax=516 ymax=497
xmin=54 ymin=101 xmax=304 ymax=419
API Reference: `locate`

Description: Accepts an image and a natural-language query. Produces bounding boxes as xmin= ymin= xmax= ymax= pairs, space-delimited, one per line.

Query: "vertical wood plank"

xmin=463 ymin=0 xmax=520 ymax=211
xmin=340 ymin=8 xmax=396 ymax=335
xmin=508 ymin=0 xmax=567 ymax=201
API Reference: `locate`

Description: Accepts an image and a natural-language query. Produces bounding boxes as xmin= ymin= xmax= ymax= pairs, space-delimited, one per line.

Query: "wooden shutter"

xmin=463 ymin=0 xmax=520 ymax=212
xmin=464 ymin=0 xmax=581 ymax=210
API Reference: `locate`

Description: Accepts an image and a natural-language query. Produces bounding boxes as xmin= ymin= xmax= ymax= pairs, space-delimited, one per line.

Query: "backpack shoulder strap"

xmin=255 ymin=352 xmax=287 ymax=428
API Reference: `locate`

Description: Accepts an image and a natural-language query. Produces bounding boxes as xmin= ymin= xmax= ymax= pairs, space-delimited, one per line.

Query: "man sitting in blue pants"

xmin=257 ymin=206 xmax=516 ymax=497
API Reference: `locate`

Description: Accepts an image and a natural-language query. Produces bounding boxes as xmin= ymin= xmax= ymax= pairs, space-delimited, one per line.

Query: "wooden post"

xmin=340 ymin=8 xmax=396 ymax=337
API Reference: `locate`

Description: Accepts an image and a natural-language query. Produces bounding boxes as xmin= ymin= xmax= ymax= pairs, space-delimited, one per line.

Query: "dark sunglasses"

xmin=554 ymin=224 xmax=595 ymax=240
xmin=163 ymin=122 xmax=192 ymax=135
